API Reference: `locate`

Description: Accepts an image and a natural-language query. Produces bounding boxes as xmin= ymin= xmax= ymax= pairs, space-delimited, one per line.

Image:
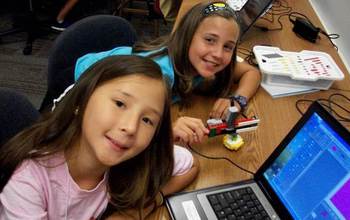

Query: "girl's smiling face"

xmin=80 ymin=74 xmax=166 ymax=169
xmin=188 ymin=16 xmax=239 ymax=77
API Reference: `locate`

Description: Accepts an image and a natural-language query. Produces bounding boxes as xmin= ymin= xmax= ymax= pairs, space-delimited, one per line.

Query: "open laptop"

xmin=166 ymin=101 xmax=350 ymax=220
xmin=228 ymin=0 xmax=273 ymax=37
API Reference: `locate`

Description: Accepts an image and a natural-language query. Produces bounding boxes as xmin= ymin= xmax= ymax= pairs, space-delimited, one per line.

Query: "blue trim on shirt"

xmin=74 ymin=46 xmax=175 ymax=87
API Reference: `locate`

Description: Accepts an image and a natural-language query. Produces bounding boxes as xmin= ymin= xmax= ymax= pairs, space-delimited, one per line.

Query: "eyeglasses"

xmin=203 ymin=2 xmax=236 ymax=16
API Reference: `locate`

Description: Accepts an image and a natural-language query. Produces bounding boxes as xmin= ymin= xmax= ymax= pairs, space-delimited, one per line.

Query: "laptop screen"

xmin=263 ymin=112 xmax=350 ymax=220
xmin=232 ymin=0 xmax=273 ymax=36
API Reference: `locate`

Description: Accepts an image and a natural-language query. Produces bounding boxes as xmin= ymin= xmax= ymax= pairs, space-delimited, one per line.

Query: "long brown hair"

xmin=0 ymin=55 xmax=174 ymax=218
xmin=133 ymin=1 xmax=241 ymax=103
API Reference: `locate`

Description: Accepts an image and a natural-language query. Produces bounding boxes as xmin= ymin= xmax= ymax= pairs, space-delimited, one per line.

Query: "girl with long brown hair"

xmin=74 ymin=1 xmax=261 ymax=145
xmin=0 ymin=55 xmax=198 ymax=219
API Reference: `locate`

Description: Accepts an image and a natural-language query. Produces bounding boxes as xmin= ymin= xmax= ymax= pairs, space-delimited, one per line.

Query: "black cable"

xmin=186 ymin=144 xmax=255 ymax=176
xmin=244 ymin=52 xmax=257 ymax=67
xmin=329 ymin=88 xmax=350 ymax=93
xmin=237 ymin=47 xmax=251 ymax=57
xmin=266 ymin=0 xmax=292 ymax=16
xmin=274 ymin=0 xmax=291 ymax=10
xmin=258 ymin=13 xmax=290 ymax=31
xmin=237 ymin=46 xmax=251 ymax=53
xmin=295 ymin=94 xmax=350 ymax=122
xmin=241 ymin=112 xmax=248 ymax=119
xmin=288 ymin=11 xmax=311 ymax=24
xmin=237 ymin=46 xmax=258 ymax=67
xmin=254 ymin=0 xmax=292 ymax=31
xmin=320 ymin=30 xmax=340 ymax=51
xmin=256 ymin=1 xmax=340 ymax=49
xmin=328 ymin=93 xmax=350 ymax=122
xmin=288 ymin=11 xmax=340 ymax=49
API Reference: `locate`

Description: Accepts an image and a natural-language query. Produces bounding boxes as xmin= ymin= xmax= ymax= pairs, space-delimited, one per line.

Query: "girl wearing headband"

xmin=0 ymin=56 xmax=199 ymax=219
xmin=63 ymin=1 xmax=261 ymax=145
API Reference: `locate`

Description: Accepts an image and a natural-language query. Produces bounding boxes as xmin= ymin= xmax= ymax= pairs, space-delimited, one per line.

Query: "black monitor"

xmin=230 ymin=0 xmax=273 ymax=37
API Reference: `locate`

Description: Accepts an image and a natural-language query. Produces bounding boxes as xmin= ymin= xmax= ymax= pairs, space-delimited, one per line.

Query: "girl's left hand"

xmin=210 ymin=98 xmax=240 ymax=119
xmin=173 ymin=116 xmax=209 ymax=145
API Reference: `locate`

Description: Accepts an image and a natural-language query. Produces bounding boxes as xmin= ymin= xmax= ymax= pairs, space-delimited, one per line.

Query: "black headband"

xmin=203 ymin=2 xmax=236 ymax=16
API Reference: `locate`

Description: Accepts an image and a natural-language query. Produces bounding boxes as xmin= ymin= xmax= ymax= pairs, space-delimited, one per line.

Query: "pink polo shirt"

xmin=0 ymin=145 xmax=193 ymax=219
xmin=0 ymin=153 xmax=108 ymax=220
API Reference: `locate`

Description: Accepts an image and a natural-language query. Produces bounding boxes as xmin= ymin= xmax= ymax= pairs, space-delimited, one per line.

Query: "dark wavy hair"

xmin=0 ymin=55 xmax=174 ymax=219
xmin=133 ymin=1 xmax=241 ymax=104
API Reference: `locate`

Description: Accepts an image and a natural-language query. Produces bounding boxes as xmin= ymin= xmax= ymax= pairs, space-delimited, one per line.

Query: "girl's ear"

xmin=74 ymin=107 xmax=79 ymax=116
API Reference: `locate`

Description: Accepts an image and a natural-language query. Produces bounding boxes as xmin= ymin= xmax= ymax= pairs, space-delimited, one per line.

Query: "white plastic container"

xmin=253 ymin=45 xmax=344 ymax=90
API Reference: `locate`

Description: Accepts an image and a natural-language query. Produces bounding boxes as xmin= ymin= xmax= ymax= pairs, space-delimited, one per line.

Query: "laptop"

xmin=166 ymin=101 xmax=350 ymax=220
xmin=228 ymin=0 xmax=273 ymax=37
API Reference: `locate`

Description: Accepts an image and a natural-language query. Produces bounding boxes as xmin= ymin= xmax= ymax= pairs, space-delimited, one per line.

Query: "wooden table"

xmin=150 ymin=0 xmax=350 ymax=219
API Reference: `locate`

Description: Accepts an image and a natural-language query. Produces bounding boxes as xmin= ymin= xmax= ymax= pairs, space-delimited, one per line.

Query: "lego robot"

xmin=206 ymin=106 xmax=260 ymax=150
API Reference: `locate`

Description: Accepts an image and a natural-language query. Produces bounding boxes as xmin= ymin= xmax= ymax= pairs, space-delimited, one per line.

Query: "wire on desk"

xmin=186 ymin=144 xmax=255 ymax=176
xmin=261 ymin=0 xmax=292 ymax=21
xmin=320 ymin=30 xmax=340 ymax=51
xmin=238 ymin=47 xmax=258 ymax=67
xmin=295 ymin=93 xmax=350 ymax=122
xmin=254 ymin=0 xmax=340 ymax=50
xmin=288 ymin=11 xmax=340 ymax=50
xmin=254 ymin=0 xmax=292 ymax=31
xmin=329 ymin=88 xmax=350 ymax=93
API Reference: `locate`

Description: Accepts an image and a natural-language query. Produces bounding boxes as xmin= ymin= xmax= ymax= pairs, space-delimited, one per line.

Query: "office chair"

xmin=0 ymin=88 xmax=40 ymax=146
xmin=0 ymin=0 xmax=113 ymax=55
xmin=115 ymin=0 xmax=166 ymax=36
xmin=39 ymin=14 xmax=137 ymax=111
xmin=0 ymin=0 xmax=57 ymax=55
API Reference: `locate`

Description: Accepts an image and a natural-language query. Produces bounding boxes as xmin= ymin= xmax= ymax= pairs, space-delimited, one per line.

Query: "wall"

xmin=309 ymin=0 xmax=350 ymax=74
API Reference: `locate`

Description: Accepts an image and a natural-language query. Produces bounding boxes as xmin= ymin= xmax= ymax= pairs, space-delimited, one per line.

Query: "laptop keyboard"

xmin=207 ymin=187 xmax=271 ymax=220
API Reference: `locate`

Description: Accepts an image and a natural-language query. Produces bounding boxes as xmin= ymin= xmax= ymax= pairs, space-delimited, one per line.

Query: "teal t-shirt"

xmin=74 ymin=46 xmax=175 ymax=87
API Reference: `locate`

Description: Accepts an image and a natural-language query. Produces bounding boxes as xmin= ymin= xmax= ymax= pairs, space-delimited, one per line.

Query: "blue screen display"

xmin=264 ymin=113 xmax=350 ymax=220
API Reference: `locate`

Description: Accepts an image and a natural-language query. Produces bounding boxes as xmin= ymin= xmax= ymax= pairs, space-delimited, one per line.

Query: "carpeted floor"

xmin=0 ymin=24 xmax=54 ymax=108
xmin=0 ymin=10 xmax=172 ymax=109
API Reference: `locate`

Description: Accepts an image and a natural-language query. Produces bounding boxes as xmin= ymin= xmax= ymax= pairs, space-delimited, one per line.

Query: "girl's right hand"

xmin=173 ymin=116 xmax=209 ymax=145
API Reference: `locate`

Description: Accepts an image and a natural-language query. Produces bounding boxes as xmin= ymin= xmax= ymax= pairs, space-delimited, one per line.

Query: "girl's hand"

xmin=210 ymin=98 xmax=241 ymax=119
xmin=173 ymin=116 xmax=209 ymax=145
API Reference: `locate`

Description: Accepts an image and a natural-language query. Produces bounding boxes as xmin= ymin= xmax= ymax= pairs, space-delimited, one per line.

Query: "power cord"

xmin=254 ymin=0 xmax=292 ymax=31
xmin=238 ymin=46 xmax=258 ymax=67
xmin=186 ymin=143 xmax=255 ymax=176
xmin=253 ymin=1 xmax=340 ymax=49
xmin=254 ymin=13 xmax=290 ymax=31
xmin=329 ymin=88 xmax=350 ymax=93
xmin=319 ymin=30 xmax=340 ymax=51
xmin=288 ymin=12 xmax=340 ymax=49
xmin=295 ymin=93 xmax=350 ymax=122
xmin=186 ymin=93 xmax=349 ymax=176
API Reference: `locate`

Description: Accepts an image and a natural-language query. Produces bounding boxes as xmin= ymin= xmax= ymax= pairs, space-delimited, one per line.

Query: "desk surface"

xmin=150 ymin=0 xmax=350 ymax=219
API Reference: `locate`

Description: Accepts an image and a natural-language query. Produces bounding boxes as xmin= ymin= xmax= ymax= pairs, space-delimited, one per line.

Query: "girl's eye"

xmin=142 ymin=117 xmax=154 ymax=126
xmin=205 ymin=37 xmax=215 ymax=44
xmin=115 ymin=100 xmax=125 ymax=108
xmin=224 ymin=44 xmax=234 ymax=52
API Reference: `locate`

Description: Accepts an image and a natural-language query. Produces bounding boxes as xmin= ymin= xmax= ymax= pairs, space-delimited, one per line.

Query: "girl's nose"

xmin=118 ymin=112 xmax=138 ymax=135
xmin=211 ymin=46 xmax=224 ymax=60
